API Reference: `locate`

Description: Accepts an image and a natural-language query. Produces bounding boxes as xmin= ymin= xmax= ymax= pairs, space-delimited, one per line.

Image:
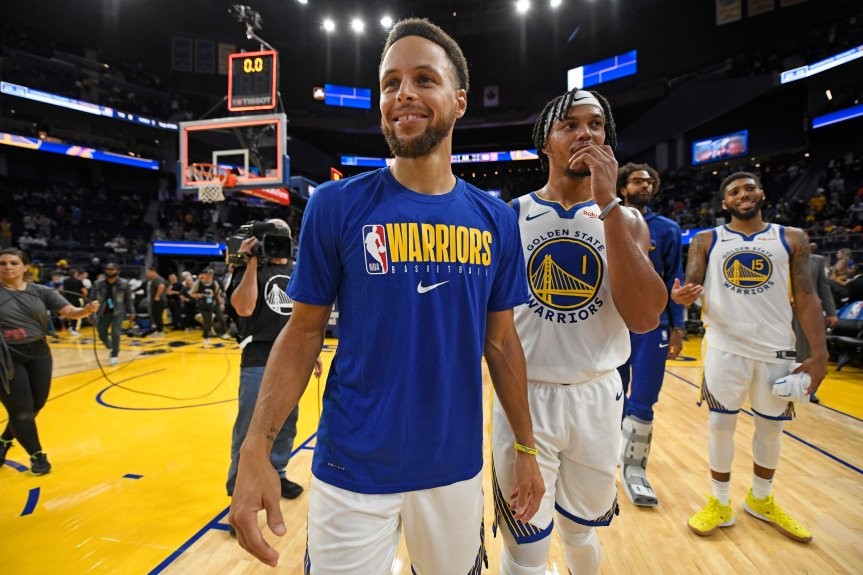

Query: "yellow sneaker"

xmin=743 ymin=489 xmax=812 ymax=543
xmin=688 ymin=496 xmax=735 ymax=536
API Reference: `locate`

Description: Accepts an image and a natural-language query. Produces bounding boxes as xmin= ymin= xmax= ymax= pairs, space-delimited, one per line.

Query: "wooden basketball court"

xmin=1 ymin=328 xmax=861 ymax=574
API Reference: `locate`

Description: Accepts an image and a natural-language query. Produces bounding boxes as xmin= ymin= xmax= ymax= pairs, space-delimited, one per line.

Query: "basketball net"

xmin=189 ymin=163 xmax=230 ymax=203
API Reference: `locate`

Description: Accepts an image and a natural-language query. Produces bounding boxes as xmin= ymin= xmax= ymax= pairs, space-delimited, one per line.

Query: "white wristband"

xmin=598 ymin=197 xmax=622 ymax=221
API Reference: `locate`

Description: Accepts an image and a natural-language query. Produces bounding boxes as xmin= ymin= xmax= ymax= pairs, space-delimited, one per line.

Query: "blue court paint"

xmin=4 ymin=459 xmax=29 ymax=472
xmin=21 ymin=487 xmax=40 ymax=516
xmin=147 ymin=432 xmax=317 ymax=575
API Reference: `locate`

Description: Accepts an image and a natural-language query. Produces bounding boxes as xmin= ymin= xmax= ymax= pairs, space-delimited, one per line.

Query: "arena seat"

xmin=826 ymin=319 xmax=863 ymax=371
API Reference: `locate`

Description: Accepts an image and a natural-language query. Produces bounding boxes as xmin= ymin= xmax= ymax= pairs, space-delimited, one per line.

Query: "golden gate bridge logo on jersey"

xmin=722 ymin=251 xmax=772 ymax=289
xmin=527 ymin=238 xmax=603 ymax=311
xmin=363 ymin=224 xmax=389 ymax=274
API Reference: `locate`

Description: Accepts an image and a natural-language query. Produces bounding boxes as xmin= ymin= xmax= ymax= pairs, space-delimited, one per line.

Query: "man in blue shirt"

xmin=228 ymin=18 xmax=543 ymax=573
xmin=616 ymin=162 xmax=685 ymax=507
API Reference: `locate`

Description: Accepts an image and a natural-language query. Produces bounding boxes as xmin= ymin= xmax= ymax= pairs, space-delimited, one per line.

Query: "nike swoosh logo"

xmin=659 ymin=343 xmax=669 ymax=348
xmin=721 ymin=238 xmax=735 ymax=242
xmin=417 ymin=280 xmax=449 ymax=294
xmin=526 ymin=210 xmax=550 ymax=221
xmin=615 ymin=392 xmax=623 ymax=401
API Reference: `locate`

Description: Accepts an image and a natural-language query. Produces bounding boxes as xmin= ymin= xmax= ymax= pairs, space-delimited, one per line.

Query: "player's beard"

xmin=725 ymin=196 xmax=765 ymax=220
xmin=625 ymin=191 xmax=651 ymax=210
xmin=381 ymin=108 xmax=455 ymax=159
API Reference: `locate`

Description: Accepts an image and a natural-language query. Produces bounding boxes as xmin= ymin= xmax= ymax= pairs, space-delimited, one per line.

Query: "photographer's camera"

xmin=226 ymin=221 xmax=292 ymax=266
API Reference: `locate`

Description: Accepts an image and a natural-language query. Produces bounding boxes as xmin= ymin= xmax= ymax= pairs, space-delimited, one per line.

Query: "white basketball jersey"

xmin=702 ymin=224 xmax=794 ymax=363
xmin=513 ymin=193 xmax=629 ymax=383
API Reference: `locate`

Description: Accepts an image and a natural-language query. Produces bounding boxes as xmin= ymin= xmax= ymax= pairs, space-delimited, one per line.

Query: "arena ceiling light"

xmin=516 ymin=0 xmax=531 ymax=14
xmin=351 ymin=18 xmax=365 ymax=33
xmin=322 ymin=18 xmax=335 ymax=33
xmin=381 ymin=15 xmax=394 ymax=29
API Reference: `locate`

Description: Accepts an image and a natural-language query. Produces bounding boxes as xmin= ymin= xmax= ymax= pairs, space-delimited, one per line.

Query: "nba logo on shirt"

xmin=363 ymin=224 xmax=389 ymax=274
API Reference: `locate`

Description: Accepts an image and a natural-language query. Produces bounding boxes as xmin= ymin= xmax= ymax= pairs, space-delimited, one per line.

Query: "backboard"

xmin=177 ymin=113 xmax=289 ymax=191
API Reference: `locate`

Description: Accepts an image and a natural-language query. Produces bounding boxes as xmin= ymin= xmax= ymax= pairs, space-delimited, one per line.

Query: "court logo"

xmin=722 ymin=250 xmax=771 ymax=289
xmin=527 ymin=238 xmax=602 ymax=310
xmin=264 ymin=274 xmax=292 ymax=316
xmin=363 ymin=224 xmax=389 ymax=274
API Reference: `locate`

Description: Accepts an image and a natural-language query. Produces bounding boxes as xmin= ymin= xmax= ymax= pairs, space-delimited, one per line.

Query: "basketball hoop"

xmin=189 ymin=163 xmax=236 ymax=203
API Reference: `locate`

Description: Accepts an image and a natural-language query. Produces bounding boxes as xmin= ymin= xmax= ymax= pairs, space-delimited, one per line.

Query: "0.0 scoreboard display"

xmin=228 ymin=50 xmax=278 ymax=112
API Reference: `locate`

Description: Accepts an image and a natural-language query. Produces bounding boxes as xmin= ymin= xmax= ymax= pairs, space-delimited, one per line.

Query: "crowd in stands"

xmin=0 ymin=178 xmax=152 ymax=272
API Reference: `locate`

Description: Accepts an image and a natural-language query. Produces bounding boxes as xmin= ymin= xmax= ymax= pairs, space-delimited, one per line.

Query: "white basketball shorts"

xmin=491 ymin=371 xmax=622 ymax=543
xmin=305 ymin=473 xmax=485 ymax=575
xmin=701 ymin=345 xmax=795 ymax=420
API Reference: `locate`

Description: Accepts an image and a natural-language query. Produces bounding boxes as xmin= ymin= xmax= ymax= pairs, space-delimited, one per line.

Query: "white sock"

xmin=752 ymin=475 xmax=773 ymax=499
xmin=711 ymin=479 xmax=731 ymax=505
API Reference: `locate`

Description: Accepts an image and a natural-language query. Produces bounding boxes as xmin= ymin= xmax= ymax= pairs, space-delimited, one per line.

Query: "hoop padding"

xmin=189 ymin=163 xmax=231 ymax=203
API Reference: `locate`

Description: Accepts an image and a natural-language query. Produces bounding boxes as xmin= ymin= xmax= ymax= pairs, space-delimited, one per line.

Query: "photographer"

xmin=225 ymin=219 xmax=322 ymax=514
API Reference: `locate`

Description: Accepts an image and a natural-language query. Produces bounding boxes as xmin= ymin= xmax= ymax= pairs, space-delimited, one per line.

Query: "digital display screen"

xmin=340 ymin=149 xmax=539 ymax=167
xmin=228 ymin=50 xmax=278 ymax=112
xmin=812 ymin=102 xmax=863 ymax=129
xmin=1 ymin=81 xmax=177 ymax=130
xmin=567 ymin=50 xmax=637 ymax=90
xmin=780 ymin=44 xmax=863 ymax=84
xmin=324 ymin=84 xmax=372 ymax=110
xmin=0 ymin=131 xmax=159 ymax=170
xmin=691 ymin=130 xmax=748 ymax=166
xmin=152 ymin=241 xmax=224 ymax=256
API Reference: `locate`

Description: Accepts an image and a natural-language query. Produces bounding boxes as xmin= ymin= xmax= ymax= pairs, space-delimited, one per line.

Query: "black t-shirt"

xmin=229 ymin=262 xmax=293 ymax=367
xmin=167 ymin=281 xmax=182 ymax=302
xmin=62 ymin=277 xmax=85 ymax=305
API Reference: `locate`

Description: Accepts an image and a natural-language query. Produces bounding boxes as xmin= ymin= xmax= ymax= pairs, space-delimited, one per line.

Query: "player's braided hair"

xmin=532 ymin=88 xmax=617 ymax=172
xmin=380 ymin=18 xmax=469 ymax=93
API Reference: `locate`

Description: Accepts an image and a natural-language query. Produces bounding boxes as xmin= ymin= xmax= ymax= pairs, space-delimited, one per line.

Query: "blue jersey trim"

xmin=530 ymin=192 xmax=594 ymax=220
xmin=778 ymin=225 xmax=792 ymax=256
xmin=721 ymin=223 xmax=771 ymax=241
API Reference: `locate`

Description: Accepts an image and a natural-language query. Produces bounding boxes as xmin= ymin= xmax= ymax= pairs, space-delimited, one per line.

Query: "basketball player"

xmin=492 ymin=89 xmax=667 ymax=575
xmin=672 ymin=172 xmax=827 ymax=543
xmin=616 ymin=162 xmax=685 ymax=507
xmin=228 ymin=18 xmax=543 ymax=573
xmin=224 ymin=219 xmax=322 ymax=512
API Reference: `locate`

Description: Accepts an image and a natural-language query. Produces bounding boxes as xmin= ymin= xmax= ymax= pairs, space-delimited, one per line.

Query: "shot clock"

xmin=228 ymin=50 xmax=278 ymax=112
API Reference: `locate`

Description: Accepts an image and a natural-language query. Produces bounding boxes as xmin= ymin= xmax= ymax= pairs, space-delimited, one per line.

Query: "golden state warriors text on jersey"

xmin=720 ymin=246 xmax=775 ymax=295
xmin=525 ymin=229 xmax=605 ymax=324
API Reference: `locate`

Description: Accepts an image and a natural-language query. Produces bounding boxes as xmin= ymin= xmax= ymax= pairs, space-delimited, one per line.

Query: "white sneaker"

xmin=152 ymin=331 xmax=165 ymax=338
xmin=69 ymin=329 xmax=81 ymax=337
xmin=109 ymin=357 xmax=119 ymax=366
xmin=202 ymin=338 xmax=212 ymax=347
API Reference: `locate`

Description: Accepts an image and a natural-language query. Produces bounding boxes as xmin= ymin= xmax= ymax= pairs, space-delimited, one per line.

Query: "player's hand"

xmin=668 ymin=329 xmax=684 ymax=360
xmin=508 ymin=451 xmax=544 ymax=523
xmin=671 ymin=278 xmax=702 ymax=306
xmin=826 ymin=315 xmax=838 ymax=329
xmin=795 ymin=355 xmax=827 ymax=394
xmin=240 ymin=237 xmax=259 ymax=259
xmin=228 ymin=446 xmax=285 ymax=567
xmin=86 ymin=301 xmax=100 ymax=314
xmin=313 ymin=356 xmax=323 ymax=377
xmin=569 ymin=143 xmax=618 ymax=208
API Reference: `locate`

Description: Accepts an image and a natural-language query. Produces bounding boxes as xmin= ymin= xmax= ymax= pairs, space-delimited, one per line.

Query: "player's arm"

xmin=230 ymin=239 xmax=260 ymax=317
xmin=671 ymin=230 xmax=711 ymax=305
xmin=228 ymin=301 xmax=330 ymax=566
xmin=666 ymin=227 xmax=687 ymax=359
xmin=484 ymin=309 xmax=544 ymax=523
xmin=787 ymin=228 xmax=828 ymax=392
xmin=603 ymin=205 xmax=667 ymax=333
xmin=155 ymin=280 xmax=165 ymax=300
